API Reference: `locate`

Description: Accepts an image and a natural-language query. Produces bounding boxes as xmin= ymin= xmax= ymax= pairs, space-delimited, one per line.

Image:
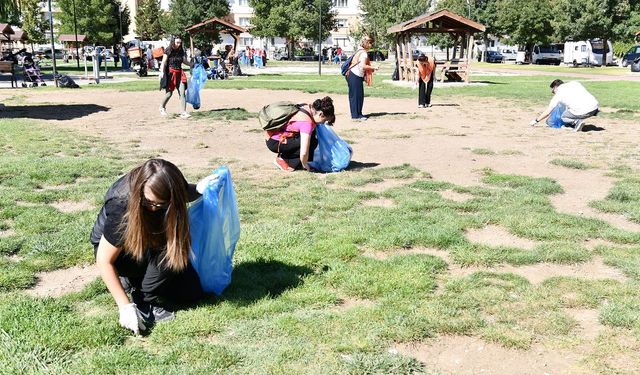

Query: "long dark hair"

xmin=122 ymin=159 xmax=191 ymax=272
xmin=166 ymin=36 xmax=184 ymax=55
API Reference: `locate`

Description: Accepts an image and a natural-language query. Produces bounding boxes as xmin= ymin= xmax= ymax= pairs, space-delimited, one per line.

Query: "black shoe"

xmin=137 ymin=303 xmax=175 ymax=324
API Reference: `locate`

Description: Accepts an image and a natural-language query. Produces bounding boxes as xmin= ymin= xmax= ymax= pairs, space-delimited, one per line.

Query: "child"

xmin=415 ymin=54 xmax=436 ymax=108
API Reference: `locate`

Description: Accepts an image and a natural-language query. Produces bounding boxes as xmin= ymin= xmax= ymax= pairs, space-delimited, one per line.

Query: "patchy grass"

xmin=190 ymin=107 xmax=257 ymax=122
xmin=2 ymin=114 xmax=640 ymax=372
xmin=472 ymin=148 xmax=496 ymax=156
xmin=590 ymin=175 xmax=640 ymax=224
xmin=550 ymin=158 xmax=594 ymax=170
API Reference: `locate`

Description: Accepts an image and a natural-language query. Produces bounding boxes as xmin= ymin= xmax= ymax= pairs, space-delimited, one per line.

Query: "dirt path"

xmin=475 ymin=66 xmax=640 ymax=81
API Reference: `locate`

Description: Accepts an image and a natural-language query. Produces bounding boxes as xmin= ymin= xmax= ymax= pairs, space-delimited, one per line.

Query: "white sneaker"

xmin=574 ymin=119 xmax=584 ymax=132
xmin=159 ymin=107 xmax=167 ymax=116
xmin=179 ymin=112 xmax=191 ymax=119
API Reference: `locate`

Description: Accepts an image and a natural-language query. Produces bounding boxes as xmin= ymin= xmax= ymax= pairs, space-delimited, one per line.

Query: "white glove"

xmin=158 ymin=72 xmax=164 ymax=80
xmin=196 ymin=174 xmax=219 ymax=194
xmin=412 ymin=82 xmax=418 ymax=90
xmin=529 ymin=119 xmax=538 ymax=126
xmin=118 ymin=303 xmax=146 ymax=335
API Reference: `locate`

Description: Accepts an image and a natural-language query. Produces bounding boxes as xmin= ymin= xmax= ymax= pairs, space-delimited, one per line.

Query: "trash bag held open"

xmin=308 ymin=124 xmax=352 ymax=172
xmin=546 ymin=103 xmax=565 ymax=128
xmin=188 ymin=166 xmax=240 ymax=295
xmin=186 ymin=63 xmax=208 ymax=110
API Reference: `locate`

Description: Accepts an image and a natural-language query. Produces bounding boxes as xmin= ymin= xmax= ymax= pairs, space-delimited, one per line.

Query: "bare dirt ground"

xmin=3 ymin=85 xmax=640 ymax=374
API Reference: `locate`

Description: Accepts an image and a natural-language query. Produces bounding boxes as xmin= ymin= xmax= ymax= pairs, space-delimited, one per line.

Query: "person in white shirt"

xmin=530 ymin=79 xmax=599 ymax=132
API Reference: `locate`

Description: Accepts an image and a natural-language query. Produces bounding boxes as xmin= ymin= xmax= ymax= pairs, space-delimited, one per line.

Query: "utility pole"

xmin=47 ymin=0 xmax=58 ymax=86
xmin=72 ymin=0 xmax=79 ymax=68
xmin=318 ymin=0 xmax=321 ymax=76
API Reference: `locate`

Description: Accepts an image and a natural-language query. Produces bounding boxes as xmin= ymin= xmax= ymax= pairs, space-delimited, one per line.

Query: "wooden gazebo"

xmin=185 ymin=16 xmax=246 ymax=55
xmin=387 ymin=9 xmax=485 ymax=83
xmin=0 ymin=23 xmax=15 ymax=53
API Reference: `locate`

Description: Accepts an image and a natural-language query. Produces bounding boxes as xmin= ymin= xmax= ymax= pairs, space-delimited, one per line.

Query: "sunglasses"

xmin=140 ymin=196 xmax=169 ymax=210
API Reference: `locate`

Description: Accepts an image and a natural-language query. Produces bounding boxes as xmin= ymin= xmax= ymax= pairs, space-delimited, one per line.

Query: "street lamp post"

xmin=47 ymin=0 xmax=58 ymax=86
xmin=318 ymin=0 xmax=321 ymax=76
xmin=72 ymin=0 xmax=79 ymax=68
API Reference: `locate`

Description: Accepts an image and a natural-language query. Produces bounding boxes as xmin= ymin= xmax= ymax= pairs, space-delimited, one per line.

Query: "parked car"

xmin=621 ymin=45 xmax=640 ymax=67
xmin=273 ymin=48 xmax=288 ymax=61
xmin=39 ymin=48 xmax=64 ymax=60
xmin=292 ymin=47 xmax=318 ymax=61
xmin=485 ymin=50 xmax=504 ymax=63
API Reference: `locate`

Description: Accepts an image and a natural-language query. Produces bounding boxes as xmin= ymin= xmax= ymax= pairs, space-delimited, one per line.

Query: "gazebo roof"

xmin=9 ymin=30 xmax=28 ymax=41
xmin=387 ymin=9 xmax=485 ymax=34
xmin=59 ymin=34 xmax=87 ymax=42
xmin=185 ymin=16 xmax=246 ymax=35
xmin=0 ymin=23 xmax=15 ymax=35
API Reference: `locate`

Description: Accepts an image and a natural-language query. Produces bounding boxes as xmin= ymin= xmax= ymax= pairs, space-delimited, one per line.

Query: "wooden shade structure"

xmin=0 ymin=24 xmax=15 ymax=53
xmin=387 ymin=9 xmax=485 ymax=83
xmin=59 ymin=34 xmax=87 ymax=49
xmin=185 ymin=16 xmax=246 ymax=55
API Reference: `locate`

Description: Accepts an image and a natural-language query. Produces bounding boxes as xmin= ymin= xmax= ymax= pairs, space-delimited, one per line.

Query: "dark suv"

xmin=622 ymin=45 xmax=640 ymax=67
xmin=485 ymin=50 xmax=504 ymax=63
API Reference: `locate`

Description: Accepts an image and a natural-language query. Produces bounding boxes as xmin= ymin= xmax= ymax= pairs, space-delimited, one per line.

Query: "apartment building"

xmin=225 ymin=0 xmax=363 ymax=52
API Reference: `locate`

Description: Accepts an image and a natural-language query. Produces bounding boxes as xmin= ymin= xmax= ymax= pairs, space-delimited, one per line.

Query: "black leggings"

xmin=418 ymin=74 xmax=434 ymax=106
xmin=103 ymin=248 xmax=203 ymax=305
xmin=266 ymin=131 xmax=318 ymax=170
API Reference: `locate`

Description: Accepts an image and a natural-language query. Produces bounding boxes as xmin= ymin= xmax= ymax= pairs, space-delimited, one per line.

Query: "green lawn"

xmin=1 ymin=102 xmax=640 ymax=372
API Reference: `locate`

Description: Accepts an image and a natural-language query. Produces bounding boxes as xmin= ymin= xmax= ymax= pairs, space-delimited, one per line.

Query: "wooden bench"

xmin=439 ymin=59 xmax=469 ymax=83
xmin=0 ymin=61 xmax=17 ymax=88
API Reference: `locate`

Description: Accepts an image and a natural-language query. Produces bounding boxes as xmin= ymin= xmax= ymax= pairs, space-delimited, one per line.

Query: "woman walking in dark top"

xmin=159 ymin=37 xmax=191 ymax=118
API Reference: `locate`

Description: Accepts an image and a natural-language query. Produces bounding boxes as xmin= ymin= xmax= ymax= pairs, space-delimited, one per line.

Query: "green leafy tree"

xmin=497 ymin=0 xmax=555 ymax=52
xmin=56 ymin=0 xmax=130 ymax=46
xmin=0 ymin=0 xmax=20 ymax=25
xmin=359 ymin=0 xmax=429 ymax=48
xmin=553 ymin=0 xmax=631 ymax=52
xmin=136 ymin=0 xmax=164 ymax=40
xmin=20 ymin=0 xmax=46 ymax=45
xmin=166 ymin=0 xmax=229 ymax=47
xmin=249 ymin=0 xmax=336 ymax=59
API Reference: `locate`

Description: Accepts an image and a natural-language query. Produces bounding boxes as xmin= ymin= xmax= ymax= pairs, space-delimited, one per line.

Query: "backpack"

xmin=258 ymin=101 xmax=310 ymax=131
xmin=340 ymin=50 xmax=362 ymax=76
xmin=56 ymin=74 xmax=80 ymax=88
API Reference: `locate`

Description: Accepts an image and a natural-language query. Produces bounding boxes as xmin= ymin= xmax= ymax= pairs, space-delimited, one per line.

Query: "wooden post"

xmin=400 ymin=33 xmax=407 ymax=81
xmin=466 ymin=33 xmax=474 ymax=83
xmin=189 ymin=34 xmax=194 ymax=57
xmin=407 ymin=34 xmax=414 ymax=82
xmin=395 ymin=36 xmax=401 ymax=80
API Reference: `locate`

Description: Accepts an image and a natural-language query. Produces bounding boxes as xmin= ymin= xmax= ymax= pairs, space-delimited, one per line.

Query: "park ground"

xmin=1 ymin=62 xmax=640 ymax=374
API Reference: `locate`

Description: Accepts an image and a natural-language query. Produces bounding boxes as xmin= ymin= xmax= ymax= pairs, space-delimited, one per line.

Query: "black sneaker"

xmin=137 ymin=303 xmax=176 ymax=324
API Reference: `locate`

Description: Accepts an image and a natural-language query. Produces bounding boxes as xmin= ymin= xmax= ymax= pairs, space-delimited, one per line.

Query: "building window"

xmin=335 ymin=18 xmax=348 ymax=28
xmin=241 ymin=37 xmax=253 ymax=46
xmin=333 ymin=0 xmax=348 ymax=8
xmin=238 ymin=0 xmax=249 ymax=6
xmin=239 ymin=17 xmax=251 ymax=26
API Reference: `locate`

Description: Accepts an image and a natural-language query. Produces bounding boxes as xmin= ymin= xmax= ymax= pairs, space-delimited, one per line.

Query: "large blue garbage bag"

xmin=309 ymin=124 xmax=353 ymax=172
xmin=188 ymin=166 xmax=240 ymax=295
xmin=546 ymin=103 xmax=565 ymax=128
xmin=186 ymin=63 xmax=208 ymax=110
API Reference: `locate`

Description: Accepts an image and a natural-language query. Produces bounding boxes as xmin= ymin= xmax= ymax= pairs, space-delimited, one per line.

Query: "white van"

xmin=532 ymin=45 xmax=562 ymax=65
xmin=563 ymin=39 xmax=613 ymax=66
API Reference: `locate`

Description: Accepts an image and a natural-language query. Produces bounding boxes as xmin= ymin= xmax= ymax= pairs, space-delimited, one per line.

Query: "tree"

xmin=250 ymin=0 xmax=336 ymax=58
xmin=56 ymin=0 xmax=130 ymax=46
xmin=21 ymin=0 xmax=46 ymax=46
xmin=166 ymin=0 xmax=229 ymax=46
xmin=497 ymin=0 xmax=555 ymax=51
xmin=136 ymin=0 xmax=164 ymax=40
xmin=552 ymin=0 xmax=632 ymax=64
xmin=359 ymin=0 xmax=430 ymax=47
xmin=0 ymin=0 xmax=20 ymax=25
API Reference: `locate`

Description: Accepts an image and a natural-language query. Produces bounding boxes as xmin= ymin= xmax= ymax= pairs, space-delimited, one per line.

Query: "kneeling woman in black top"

xmin=90 ymin=159 xmax=215 ymax=334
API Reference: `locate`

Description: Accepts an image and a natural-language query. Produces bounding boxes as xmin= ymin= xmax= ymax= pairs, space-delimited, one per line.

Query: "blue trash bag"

xmin=186 ymin=63 xmax=208 ymax=110
xmin=188 ymin=166 xmax=240 ymax=295
xmin=546 ymin=103 xmax=565 ymax=128
xmin=308 ymin=123 xmax=353 ymax=172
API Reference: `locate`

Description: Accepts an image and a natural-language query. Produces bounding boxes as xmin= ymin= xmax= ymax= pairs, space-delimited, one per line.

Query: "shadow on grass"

xmin=581 ymin=124 xmax=606 ymax=132
xmin=1 ymin=104 xmax=109 ymax=120
xmin=472 ymin=80 xmax=509 ymax=85
xmin=220 ymin=259 xmax=314 ymax=306
xmin=366 ymin=112 xmax=409 ymax=118
xmin=348 ymin=161 xmax=380 ymax=171
xmin=431 ymin=103 xmax=460 ymax=107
